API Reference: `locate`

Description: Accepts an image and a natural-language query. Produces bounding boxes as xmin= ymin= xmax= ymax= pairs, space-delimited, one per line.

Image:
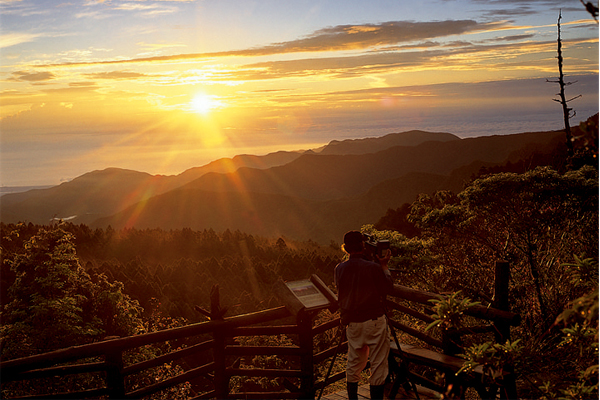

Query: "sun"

xmin=190 ymin=93 xmax=221 ymax=115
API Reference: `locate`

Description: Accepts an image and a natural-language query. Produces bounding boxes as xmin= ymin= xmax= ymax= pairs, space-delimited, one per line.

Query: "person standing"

xmin=334 ymin=230 xmax=394 ymax=400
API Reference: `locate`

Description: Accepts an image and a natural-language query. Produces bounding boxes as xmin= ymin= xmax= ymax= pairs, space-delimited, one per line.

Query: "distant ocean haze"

xmin=0 ymin=186 xmax=53 ymax=196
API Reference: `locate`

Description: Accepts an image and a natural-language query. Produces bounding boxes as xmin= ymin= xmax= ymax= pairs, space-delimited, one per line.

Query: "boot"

xmin=347 ymin=381 xmax=359 ymax=400
xmin=370 ymin=384 xmax=386 ymax=399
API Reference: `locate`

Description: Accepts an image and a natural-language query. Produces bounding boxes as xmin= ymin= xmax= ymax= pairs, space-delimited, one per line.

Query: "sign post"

xmin=275 ymin=274 xmax=338 ymax=398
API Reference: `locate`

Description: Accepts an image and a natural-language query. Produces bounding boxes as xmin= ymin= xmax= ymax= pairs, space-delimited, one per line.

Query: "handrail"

xmin=391 ymin=284 xmax=520 ymax=325
xmin=122 ymin=339 xmax=213 ymax=376
xmin=1 ymin=271 xmax=520 ymax=399
xmin=0 ymin=306 xmax=290 ymax=373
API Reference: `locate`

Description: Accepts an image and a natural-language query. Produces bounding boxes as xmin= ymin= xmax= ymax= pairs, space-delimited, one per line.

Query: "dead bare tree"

xmin=546 ymin=11 xmax=582 ymax=157
xmin=580 ymin=0 xmax=599 ymax=21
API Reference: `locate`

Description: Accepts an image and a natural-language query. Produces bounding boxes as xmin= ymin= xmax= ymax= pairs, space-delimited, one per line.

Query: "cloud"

xmin=113 ymin=2 xmax=178 ymax=16
xmin=83 ymin=71 xmax=148 ymax=80
xmin=0 ymin=32 xmax=40 ymax=48
xmin=0 ymin=89 xmax=45 ymax=107
xmin=78 ymin=0 xmax=182 ymax=18
xmin=41 ymin=85 xmax=100 ymax=95
xmin=223 ymin=51 xmax=444 ymax=81
xmin=480 ymin=6 xmax=539 ymax=19
xmin=278 ymin=20 xmax=499 ymax=52
xmin=212 ymin=35 xmax=597 ymax=82
xmin=75 ymin=10 xmax=112 ymax=19
xmin=488 ymin=34 xmax=535 ymax=41
xmin=40 ymin=19 xmax=510 ymax=67
xmin=197 ymin=43 xmax=516 ymax=82
xmin=10 ymin=70 xmax=55 ymax=82
xmin=69 ymin=81 xmax=98 ymax=87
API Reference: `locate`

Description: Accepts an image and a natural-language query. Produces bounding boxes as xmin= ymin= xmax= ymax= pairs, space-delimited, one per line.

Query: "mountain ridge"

xmin=0 ymin=130 xmax=460 ymax=225
xmin=92 ymin=129 xmax=565 ymax=242
xmin=318 ymin=130 xmax=459 ymax=155
xmin=178 ymin=130 xmax=564 ymax=201
xmin=1 ymin=128 xmax=567 ymax=242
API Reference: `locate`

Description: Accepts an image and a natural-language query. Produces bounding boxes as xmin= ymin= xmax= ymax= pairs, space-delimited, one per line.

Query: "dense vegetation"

xmin=376 ymin=165 xmax=598 ymax=399
xmin=1 ymin=225 xmax=340 ymax=327
xmin=1 ymin=118 xmax=597 ymax=398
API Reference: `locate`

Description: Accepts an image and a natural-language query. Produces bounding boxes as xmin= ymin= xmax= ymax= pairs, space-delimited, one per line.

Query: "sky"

xmin=0 ymin=0 xmax=598 ymax=187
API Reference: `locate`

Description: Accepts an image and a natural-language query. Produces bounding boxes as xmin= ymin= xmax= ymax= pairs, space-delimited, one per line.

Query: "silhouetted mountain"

xmin=318 ymin=130 xmax=458 ymax=155
xmin=0 ymin=131 xmax=456 ymax=225
xmin=91 ymin=171 xmax=457 ymax=242
xmin=94 ymin=130 xmax=565 ymax=242
xmin=0 ymin=186 xmax=54 ymax=196
xmin=0 ymin=168 xmax=170 ymax=225
xmin=0 ymin=152 xmax=303 ymax=225
xmin=172 ymin=151 xmax=304 ymax=187
xmin=1 ymin=128 xmax=567 ymax=242
xmin=179 ymin=130 xmax=564 ymax=201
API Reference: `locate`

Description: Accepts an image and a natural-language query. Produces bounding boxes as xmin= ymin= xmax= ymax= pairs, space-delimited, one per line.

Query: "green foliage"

xmin=562 ymin=255 xmax=599 ymax=292
xmin=458 ymin=339 xmax=522 ymax=389
xmin=425 ymin=291 xmax=480 ymax=332
xmin=410 ymin=166 xmax=598 ymax=330
xmin=375 ymin=203 xmax=421 ymax=238
xmin=538 ymin=255 xmax=598 ymax=400
xmin=0 ymin=224 xmax=193 ymax=399
xmin=360 ymin=224 xmax=435 ymax=290
xmin=374 ymin=165 xmax=598 ymax=398
xmin=1 ymin=223 xmax=342 ymax=323
xmin=0 ymin=222 xmax=342 ymax=397
xmin=0 ymin=224 xmax=144 ymax=359
xmin=125 ymin=342 xmax=192 ymax=400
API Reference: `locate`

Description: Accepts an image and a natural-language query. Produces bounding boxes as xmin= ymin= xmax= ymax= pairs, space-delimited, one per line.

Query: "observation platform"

xmin=321 ymin=382 xmax=439 ymax=399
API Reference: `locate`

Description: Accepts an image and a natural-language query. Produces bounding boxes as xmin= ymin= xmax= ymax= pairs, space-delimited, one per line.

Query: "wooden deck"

xmin=321 ymin=382 xmax=440 ymax=399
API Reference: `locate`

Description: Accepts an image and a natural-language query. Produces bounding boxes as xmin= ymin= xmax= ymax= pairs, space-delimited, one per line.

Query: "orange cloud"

xmin=83 ymin=71 xmax=149 ymax=80
xmin=10 ymin=71 xmax=56 ymax=82
xmin=38 ymin=20 xmax=510 ymax=68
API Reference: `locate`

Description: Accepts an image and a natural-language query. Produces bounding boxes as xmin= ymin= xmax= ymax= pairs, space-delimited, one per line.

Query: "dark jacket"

xmin=334 ymin=254 xmax=394 ymax=325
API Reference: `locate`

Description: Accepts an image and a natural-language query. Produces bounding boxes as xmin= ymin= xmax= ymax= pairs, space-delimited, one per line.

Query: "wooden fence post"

xmin=105 ymin=349 xmax=125 ymax=399
xmin=297 ymin=310 xmax=315 ymax=399
xmin=210 ymin=285 xmax=229 ymax=399
xmin=213 ymin=325 xmax=228 ymax=399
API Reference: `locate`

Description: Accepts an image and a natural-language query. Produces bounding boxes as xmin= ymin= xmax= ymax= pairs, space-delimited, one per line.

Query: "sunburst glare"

xmin=190 ymin=93 xmax=223 ymax=115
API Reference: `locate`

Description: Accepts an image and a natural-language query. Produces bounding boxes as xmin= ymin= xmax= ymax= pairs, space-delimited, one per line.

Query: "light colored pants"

xmin=345 ymin=314 xmax=390 ymax=386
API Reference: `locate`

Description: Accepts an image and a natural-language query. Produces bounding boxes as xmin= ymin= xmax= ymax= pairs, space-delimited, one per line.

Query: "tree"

xmin=399 ymin=166 xmax=598 ymax=398
xmin=580 ymin=0 xmax=599 ymax=21
xmin=410 ymin=166 xmax=598 ymax=330
xmin=375 ymin=203 xmax=421 ymax=238
xmin=547 ymin=11 xmax=582 ymax=157
xmin=1 ymin=224 xmax=143 ymax=360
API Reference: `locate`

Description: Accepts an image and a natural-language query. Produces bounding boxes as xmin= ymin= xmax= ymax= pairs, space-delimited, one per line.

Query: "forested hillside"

xmin=0 ymin=224 xmax=341 ymax=325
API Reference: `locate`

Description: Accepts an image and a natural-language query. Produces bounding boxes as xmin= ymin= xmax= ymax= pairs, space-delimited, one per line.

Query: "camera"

xmin=362 ymin=233 xmax=391 ymax=259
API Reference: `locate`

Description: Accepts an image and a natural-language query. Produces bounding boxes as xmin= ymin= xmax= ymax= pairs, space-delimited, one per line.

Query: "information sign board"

xmin=285 ymin=279 xmax=330 ymax=311
xmin=275 ymin=274 xmax=338 ymax=315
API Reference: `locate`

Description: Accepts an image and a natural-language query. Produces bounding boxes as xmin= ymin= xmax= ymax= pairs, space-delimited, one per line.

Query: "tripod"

xmin=317 ymin=323 xmax=346 ymax=400
xmin=386 ymin=312 xmax=420 ymax=400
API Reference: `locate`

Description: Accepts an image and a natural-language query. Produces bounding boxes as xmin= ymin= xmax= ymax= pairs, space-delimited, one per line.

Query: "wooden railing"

xmin=0 ymin=263 xmax=520 ymax=399
xmin=385 ymin=261 xmax=520 ymax=399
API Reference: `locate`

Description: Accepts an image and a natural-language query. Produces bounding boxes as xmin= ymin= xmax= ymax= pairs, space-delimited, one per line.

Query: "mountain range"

xmin=1 ymin=129 xmax=566 ymax=243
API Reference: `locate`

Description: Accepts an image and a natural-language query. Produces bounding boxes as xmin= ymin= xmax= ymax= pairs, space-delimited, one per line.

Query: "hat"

xmin=343 ymin=230 xmax=364 ymax=251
